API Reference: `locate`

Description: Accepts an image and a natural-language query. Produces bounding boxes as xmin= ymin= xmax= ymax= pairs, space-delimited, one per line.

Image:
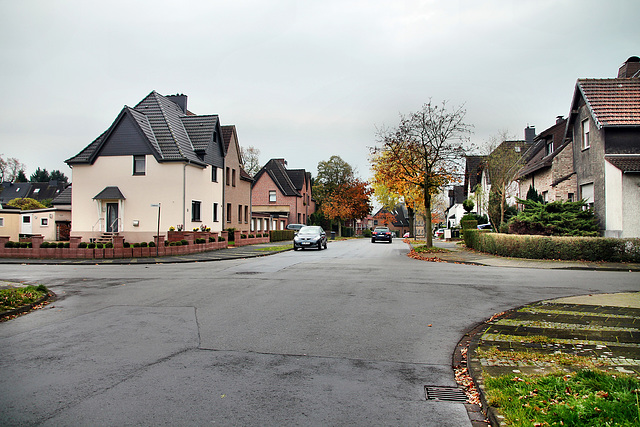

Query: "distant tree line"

xmin=0 ymin=155 xmax=68 ymax=184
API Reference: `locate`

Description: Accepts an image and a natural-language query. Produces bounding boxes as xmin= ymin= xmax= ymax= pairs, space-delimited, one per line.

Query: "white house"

xmin=66 ymin=91 xmax=226 ymax=243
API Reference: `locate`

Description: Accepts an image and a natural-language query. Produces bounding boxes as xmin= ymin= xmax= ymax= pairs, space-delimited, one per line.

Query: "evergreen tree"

xmin=49 ymin=170 xmax=69 ymax=184
xmin=30 ymin=167 xmax=50 ymax=182
xmin=526 ymin=185 xmax=544 ymax=203
xmin=510 ymin=198 xmax=599 ymax=236
xmin=15 ymin=170 xmax=28 ymax=182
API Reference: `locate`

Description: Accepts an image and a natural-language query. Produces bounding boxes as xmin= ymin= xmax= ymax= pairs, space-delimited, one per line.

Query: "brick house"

xmin=221 ymin=125 xmax=253 ymax=233
xmin=251 ymin=159 xmax=316 ymax=232
xmin=517 ymin=116 xmax=577 ymax=203
xmin=566 ymin=57 xmax=640 ymax=237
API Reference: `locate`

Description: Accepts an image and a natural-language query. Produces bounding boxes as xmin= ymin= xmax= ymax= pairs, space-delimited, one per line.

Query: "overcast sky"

xmin=1 ymin=0 xmax=638 ymax=182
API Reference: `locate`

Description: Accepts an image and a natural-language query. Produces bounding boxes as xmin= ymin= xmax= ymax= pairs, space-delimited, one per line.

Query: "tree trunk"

xmin=407 ymin=206 xmax=415 ymax=238
xmin=337 ymin=219 xmax=342 ymax=237
xmin=424 ymin=187 xmax=433 ymax=247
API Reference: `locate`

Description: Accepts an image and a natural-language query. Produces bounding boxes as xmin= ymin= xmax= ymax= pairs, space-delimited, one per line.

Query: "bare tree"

xmin=372 ymin=100 xmax=472 ymax=247
xmin=0 ymin=155 xmax=26 ymax=182
xmin=240 ymin=146 xmax=261 ymax=177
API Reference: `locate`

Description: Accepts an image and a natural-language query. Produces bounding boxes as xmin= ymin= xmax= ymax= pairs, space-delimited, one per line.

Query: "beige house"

xmin=221 ymin=125 xmax=253 ymax=232
xmin=21 ymin=208 xmax=72 ymax=241
xmin=66 ymin=91 xmax=226 ymax=243
xmin=0 ymin=209 xmax=21 ymax=241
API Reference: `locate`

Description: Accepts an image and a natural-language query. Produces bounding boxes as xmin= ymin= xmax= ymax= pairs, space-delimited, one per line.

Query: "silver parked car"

xmin=293 ymin=226 xmax=328 ymax=250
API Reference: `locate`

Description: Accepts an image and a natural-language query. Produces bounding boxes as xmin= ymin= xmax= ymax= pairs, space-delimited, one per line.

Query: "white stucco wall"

xmin=71 ymin=155 xmax=223 ymax=242
xmin=604 ymin=160 xmax=623 ymax=236
xmin=622 ymin=173 xmax=640 ymax=238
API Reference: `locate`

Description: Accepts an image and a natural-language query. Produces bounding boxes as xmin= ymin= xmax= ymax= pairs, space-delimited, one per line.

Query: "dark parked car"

xmin=371 ymin=227 xmax=393 ymax=243
xmin=477 ymin=223 xmax=494 ymax=231
xmin=293 ymin=226 xmax=328 ymax=250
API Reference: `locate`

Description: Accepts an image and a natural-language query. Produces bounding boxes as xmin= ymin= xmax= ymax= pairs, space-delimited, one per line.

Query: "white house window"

xmin=211 ymin=166 xmax=218 ymax=182
xmin=580 ymin=183 xmax=594 ymax=209
xmin=41 ymin=218 xmax=48 ymax=226
xmin=269 ymin=190 xmax=276 ymax=202
xmin=582 ymin=119 xmax=590 ymax=149
xmin=0 ymin=217 xmax=4 ymax=227
xmin=213 ymin=203 xmax=219 ymax=222
xmin=133 ymin=155 xmax=146 ymax=175
xmin=545 ymin=138 xmax=554 ymax=156
xmin=191 ymin=200 xmax=201 ymax=222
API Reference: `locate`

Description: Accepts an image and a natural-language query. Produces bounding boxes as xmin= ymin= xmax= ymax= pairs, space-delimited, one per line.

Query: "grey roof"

xmin=52 ymin=185 xmax=72 ymax=206
xmin=518 ymin=118 xmax=569 ymax=178
xmin=253 ymin=159 xmax=301 ymax=197
xmin=606 ymin=155 xmax=640 ymax=172
xmin=0 ymin=181 xmax=67 ymax=204
xmin=93 ymin=186 xmax=126 ymax=200
xmin=66 ymin=91 xmax=223 ymax=167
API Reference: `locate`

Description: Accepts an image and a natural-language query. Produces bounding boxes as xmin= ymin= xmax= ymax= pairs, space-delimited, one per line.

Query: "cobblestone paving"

xmin=471 ymin=301 xmax=640 ymax=378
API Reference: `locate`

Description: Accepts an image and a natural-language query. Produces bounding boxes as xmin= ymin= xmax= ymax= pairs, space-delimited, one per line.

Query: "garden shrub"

xmin=169 ymin=241 xmax=177 ymax=246
xmin=509 ymin=199 xmax=599 ymax=237
xmin=133 ymin=242 xmax=140 ymax=248
xmin=209 ymin=237 xmax=215 ymax=243
xmin=249 ymin=234 xmax=255 ymax=238
xmin=95 ymin=243 xmax=103 ymax=249
xmin=123 ymin=242 xmax=130 ymax=248
xmin=460 ymin=219 xmax=478 ymax=230
xmin=105 ymin=242 xmax=113 ymax=248
xmin=180 ymin=239 xmax=189 ymax=246
xmin=40 ymin=242 xmax=50 ymax=248
xmin=78 ymin=242 xmax=88 ymax=248
xmin=5 ymin=241 xmax=14 ymax=248
xmin=63 ymin=242 xmax=70 ymax=249
xmin=58 ymin=242 xmax=65 ymax=248
xmin=149 ymin=241 xmax=156 ymax=247
xmin=140 ymin=242 xmax=148 ymax=247
xmin=240 ymin=234 xmax=247 ymax=239
xmin=88 ymin=243 xmax=96 ymax=249
xmin=218 ymin=236 xmax=225 ymax=242
xmin=362 ymin=229 xmax=372 ymax=238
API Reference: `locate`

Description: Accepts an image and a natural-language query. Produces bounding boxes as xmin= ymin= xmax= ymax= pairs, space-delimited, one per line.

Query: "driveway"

xmin=0 ymin=239 xmax=637 ymax=426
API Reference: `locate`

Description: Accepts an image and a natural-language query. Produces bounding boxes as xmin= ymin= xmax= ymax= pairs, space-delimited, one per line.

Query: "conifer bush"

xmin=509 ymin=199 xmax=599 ymax=237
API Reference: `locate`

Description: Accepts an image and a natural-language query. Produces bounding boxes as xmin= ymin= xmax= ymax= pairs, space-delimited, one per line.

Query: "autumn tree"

xmin=0 ymin=155 xmax=26 ymax=182
xmin=240 ymin=145 xmax=261 ymax=177
xmin=372 ymin=100 xmax=472 ymax=246
xmin=314 ymin=156 xmax=372 ymax=236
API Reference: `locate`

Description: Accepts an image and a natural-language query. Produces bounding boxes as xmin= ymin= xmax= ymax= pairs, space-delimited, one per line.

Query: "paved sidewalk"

xmin=430 ymin=239 xmax=640 ymax=271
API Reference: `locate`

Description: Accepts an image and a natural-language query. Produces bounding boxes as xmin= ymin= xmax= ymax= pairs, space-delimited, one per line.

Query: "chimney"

xmin=556 ymin=115 xmax=564 ymax=124
xmin=617 ymin=56 xmax=640 ymax=78
xmin=275 ymin=158 xmax=287 ymax=167
xmin=167 ymin=94 xmax=188 ymax=113
xmin=524 ymin=126 xmax=536 ymax=144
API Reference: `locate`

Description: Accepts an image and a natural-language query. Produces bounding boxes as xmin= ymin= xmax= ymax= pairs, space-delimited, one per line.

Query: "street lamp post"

xmin=151 ymin=203 xmax=161 ymax=256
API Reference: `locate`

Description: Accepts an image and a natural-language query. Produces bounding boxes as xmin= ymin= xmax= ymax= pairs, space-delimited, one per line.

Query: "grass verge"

xmin=484 ymin=369 xmax=640 ymax=426
xmin=255 ymin=245 xmax=291 ymax=252
xmin=1 ymin=284 xmax=49 ymax=312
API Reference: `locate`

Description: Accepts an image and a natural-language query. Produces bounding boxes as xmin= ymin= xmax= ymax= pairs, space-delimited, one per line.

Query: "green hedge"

xmin=270 ymin=230 xmax=294 ymax=242
xmin=464 ymin=230 xmax=640 ymax=262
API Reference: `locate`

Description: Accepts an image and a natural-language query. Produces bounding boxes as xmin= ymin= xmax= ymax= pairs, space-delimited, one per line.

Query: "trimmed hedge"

xmin=464 ymin=230 xmax=640 ymax=262
xmin=270 ymin=230 xmax=294 ymax=242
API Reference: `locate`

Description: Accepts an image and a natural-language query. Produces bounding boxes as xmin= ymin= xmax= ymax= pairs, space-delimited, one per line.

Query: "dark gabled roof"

xmin=253 ymin=159 xmax=301 ymax=197
xmin=0 ymin=181 xmax=67 ymax=204
xmin=606 ymin=155 xmax=640 ymax=172
xmin=518 ymin=118 xmax=569 ymax=178
xmin=66 ymin=91 xmax=224 ymax=167
xmin=93 ymin=186 xmax=126 ymax=200
xmin=286 ymin=169 xmax=307 ymax=191
xmin=52 ymin=185 xmax=72 ymax=206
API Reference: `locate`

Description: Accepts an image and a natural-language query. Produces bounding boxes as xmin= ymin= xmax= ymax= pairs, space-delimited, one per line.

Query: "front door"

xmin=21 ymin=214 xmax=32 ymax=235
xmin=106 ymin=203 xmax=118 ymax=232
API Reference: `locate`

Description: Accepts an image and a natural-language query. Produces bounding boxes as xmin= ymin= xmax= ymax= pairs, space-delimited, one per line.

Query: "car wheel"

xmin=318 ymin=242 xmax=322 ymax=250
xmin=389 ymin=238 xmax=392 ymax=243
xmin=371 ymin=239 xmax=375 ymax=243
xmin=323 ymin=241 xmax=327 ymax=249
xmin=293 ymin=246 xmax=299 ymax=251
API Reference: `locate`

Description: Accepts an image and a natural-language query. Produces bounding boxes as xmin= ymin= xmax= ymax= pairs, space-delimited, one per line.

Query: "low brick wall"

xmin=0 ymin=233 xmax=234 ymax=260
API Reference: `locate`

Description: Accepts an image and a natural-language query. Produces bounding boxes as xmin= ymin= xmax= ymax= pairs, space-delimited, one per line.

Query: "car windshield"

xmin=374 ymin=228 xmax=389 ymax=232
xmin=298 ymin=226 xmax=321 ymax=235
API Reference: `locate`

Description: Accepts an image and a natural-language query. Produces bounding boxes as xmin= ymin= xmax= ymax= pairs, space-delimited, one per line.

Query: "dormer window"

xmin=545 ymin=138 xmax=554 ymax=156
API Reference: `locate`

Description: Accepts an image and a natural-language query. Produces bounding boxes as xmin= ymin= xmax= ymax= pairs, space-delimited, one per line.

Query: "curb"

xmin=0 ymin=290 xmax=56 ymax=321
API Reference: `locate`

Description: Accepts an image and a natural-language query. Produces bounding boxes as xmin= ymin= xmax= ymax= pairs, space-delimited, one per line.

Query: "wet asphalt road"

xmin=0 ymin=239 xmax=637 ymax=426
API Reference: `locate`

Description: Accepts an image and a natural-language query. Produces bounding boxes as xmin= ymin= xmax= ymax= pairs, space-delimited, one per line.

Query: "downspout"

xmin=183 ymin=162 xmax=187 ymax=228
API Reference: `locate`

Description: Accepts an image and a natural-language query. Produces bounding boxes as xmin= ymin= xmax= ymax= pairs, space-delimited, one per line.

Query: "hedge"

xmin=270 ymin=230 xmax=294 ymax=242
xmin=464 ymin=230 xmax=640 ymax=262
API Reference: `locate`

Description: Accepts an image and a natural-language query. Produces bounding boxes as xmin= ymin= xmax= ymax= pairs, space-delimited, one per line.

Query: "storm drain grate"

xmin=424 ymin=386 xmax=468 ymax=403
xmin=235 ymin=272 xmax=261 ymax=275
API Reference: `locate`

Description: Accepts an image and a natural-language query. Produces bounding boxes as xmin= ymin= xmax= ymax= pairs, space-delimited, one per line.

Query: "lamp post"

xmin=151 ymin=203 xmax=161 ymax=256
